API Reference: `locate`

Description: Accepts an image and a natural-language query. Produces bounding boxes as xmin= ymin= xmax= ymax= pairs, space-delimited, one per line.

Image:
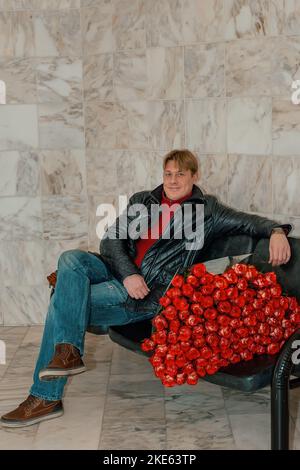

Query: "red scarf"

xmin=133 ymin=188 xmax=192 ymax=268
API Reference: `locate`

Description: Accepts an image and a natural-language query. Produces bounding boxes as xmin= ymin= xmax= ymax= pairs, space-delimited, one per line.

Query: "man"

xmin=1 ymin=149 xmax=292 ymax=427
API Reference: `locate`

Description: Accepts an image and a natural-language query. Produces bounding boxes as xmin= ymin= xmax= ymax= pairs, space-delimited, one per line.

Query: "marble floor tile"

xmin=0 ymin=424 xmax=38 ymax=450
xmin=32 ymin=395 xmax=105 ymax=450
xmin=229 ymin=412 xmax=300 ymax=450
xmin=99 ymin=422 xmax=167 ymax=450
xmin=222 ymin=386 xmax=271 ymax=415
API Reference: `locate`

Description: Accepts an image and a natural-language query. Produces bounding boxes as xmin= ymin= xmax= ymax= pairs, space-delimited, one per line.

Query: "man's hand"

xmin=123 ymin=274 xmax=150 ymax=299
xmin=269 ymin=232 xmax=291 ymax=266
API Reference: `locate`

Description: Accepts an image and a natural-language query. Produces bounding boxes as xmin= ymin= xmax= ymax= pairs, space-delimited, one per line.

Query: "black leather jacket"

xmin=99 ymin=184 xmax=292 ymax=317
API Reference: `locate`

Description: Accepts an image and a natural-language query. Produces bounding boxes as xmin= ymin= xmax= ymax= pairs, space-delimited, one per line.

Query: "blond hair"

xmin=163 ymin=149 xmax=199 ymax=176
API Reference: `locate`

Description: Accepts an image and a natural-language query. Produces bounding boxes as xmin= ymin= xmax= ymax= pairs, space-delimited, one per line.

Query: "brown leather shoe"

xmin=39 ymin=343 xmax=86 ymax=381
xmin=0 ymin=395 xmax=63 ymax=428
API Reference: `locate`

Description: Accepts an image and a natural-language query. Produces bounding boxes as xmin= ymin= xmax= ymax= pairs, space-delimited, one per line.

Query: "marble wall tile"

xmin=182 ymin=0 xmax=224 ymax=44
xmin=38 ymin=102 xmax=85 ymax=148
xmin=0 ymin=240 xmax=44 ymax=286
xmin=148 ymin=100 xmax=185 ymax=150
xmin=0 ymin=58 xmax=36 ymax=104
xmin=87 ymin=149 xmax=152 ymax=197
xmin=186 ymin=99 xmax=226 ymax=153
xmin=228 ymin=154 xmax=272 ymax=213
xmin=14 ymin=0 xmax=80 ymax=9
xmin=85 ymin=100 xmax=149 ymax=149
xmin=40 ymin=149 xmax=86 ymax=196
xmin=83 ymin=53 xmax=114 ymax=101
xmin=42 ymin=195 xmax=88 ymax=240
xmin=185 ymin=43 xmax=225 ymax=98
xmin=223 ymin=0 xmax=284 ymax=40
xmin=0 ymin=197 xmax=43 ymax=240
xmin=227 ymin=97 xmax=272 ymax=154
xmin=1 ymin=285 xmax=49 ymax=325
xmin=226 ymin=38 xmax=273 ymax=97
xmin=0 ymin=151 xmax=40 ymax=196
xmin=149 ymin=151 xmax=167 ymax=188
xmin=86 ymin=149 xmax=120 ymax=195
xmin=197 ymin=153 xmax=228 ymax=203
xmin=112 ymin=0 xmax=146 ymax=50
xmin=0 ymin=0 xmax=14 ymax=10
xmin=0 ymin=11 xmax=35 ymax=57
xmin=272 ymin=36 xmax=300 ymax=98
xmin=147 ymin=47 xmax=184 ymax=100
xmin=283 ymin=0 xmax=300 ymax=35
xmin=145 ymin=0 xmax=182 ymax=47
xmin=272 ymin=99 xmax=300 ymax=155
xmin=81 ymin=1 xmax=113 ymax=55
xmin=114 ymin=50 xmax=147 ymax=100
xmin=43 ymin=238 xmax=88 ymax=276
xmin=273 ymin=155 xmax=300 ymax=216
xmin=36 ymin=57 xmax=83 ymax=103
xmin=85 ymin=101 xmax=116 ymax=148
xmin=33 ymin=9 xmax=81 ymax=57
xmin=0 ymin=105 xmax=38 ymax=151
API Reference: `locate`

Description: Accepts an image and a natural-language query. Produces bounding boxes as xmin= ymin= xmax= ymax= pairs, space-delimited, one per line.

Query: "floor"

xmin=1 ymin=326 xmax=300 ymax=450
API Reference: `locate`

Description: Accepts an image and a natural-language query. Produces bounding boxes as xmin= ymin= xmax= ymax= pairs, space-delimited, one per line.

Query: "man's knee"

xmin=58 ymin=249 xmax=87 ymax=270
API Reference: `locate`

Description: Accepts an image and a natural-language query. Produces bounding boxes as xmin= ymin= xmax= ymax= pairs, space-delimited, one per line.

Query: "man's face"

xmin=163 ymin=160 xmax=199 ymax=200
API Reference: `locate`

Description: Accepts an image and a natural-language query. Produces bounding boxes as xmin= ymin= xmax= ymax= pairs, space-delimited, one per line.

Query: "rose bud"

xmin=163 ymin=305 xmax=177 ymax=320
xmin=190 ymin=263 xmax=207 ymax=278
xmin=178 ymin=326 xmax=192 ymax=341
xmin=196 ymin=366 xmax=206 ymax=377
xmin=190 ymin=303 xmax=204 ymax=316
xmin=176 ymin=373 xmax=186 ymax=385
xmin=167 ymin=331 xmax=178 ymax=344
xmin=182 ymin=283 xmax=194 ymax=297
xmin=154 ymin=364 xmax=165 ymax=378
xmin=186 ymin=274 xmax=200 ymax=287
xmin=159 ymin=296 xmax=171 ymax=307
xmin=178 ymin=309 xmax=190 ymax=321
xmin=171 ymin=274 xmax=184 ymax=288
xmin=213 ymin=289 xmax=228 ymax=302
xmin=204 ymin=308 xmax=218 ymax=321
xmin=187 ymin=371 xmax=199 ymax=385
xmin=236 ymin=278 xmax=248 ymax=291
xmin=162 ymin=375 xmax=176 ymax=387
xmin=230 ymin=306 xmax=242 ymax=318
xmin=169 ymin=319 xmax=181 ymax=332
xmin=201 ymin=296 xmax=214 ymax=308
xmin=185 ymin=315 xmax=199 ymax=327
xmin=141 ymin=339 xmax=155 ymax=352
xmin=201 ymin=284 xmax=215 ymax=296
xmin=206 ymin=364 xmax=219 ymax=375
xmin=152 ymin=315 xmax=168 ymax=331
xmin=155 ymin=344 xmax=168 ymax=357
xmin=180 ymin=341 xmax=192 ymax=352
xmin=173 ymin=296 xmax=189 ymax=311
xmin=267 ymin=343 xmax=280 ymax=355
xmin=223 ymin=269 xmax=238 ymax=284
xmin=218 ymin=314 xmax=231 ymax=326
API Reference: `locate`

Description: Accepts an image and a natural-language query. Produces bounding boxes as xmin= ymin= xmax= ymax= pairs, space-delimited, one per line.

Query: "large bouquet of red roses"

xmin=141 ymin=262 xmax=300 ymax=387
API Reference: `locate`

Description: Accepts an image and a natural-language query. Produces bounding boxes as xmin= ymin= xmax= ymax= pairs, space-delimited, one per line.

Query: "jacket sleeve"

xmin=99 ymin=195 xmax=142 ymax=283
xmin=211 ymin=196 xmax=293 ymax=239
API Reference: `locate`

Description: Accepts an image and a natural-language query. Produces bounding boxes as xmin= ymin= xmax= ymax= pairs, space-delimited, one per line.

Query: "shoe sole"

xmin=39 ymin=365 xmax=87 ymax=381
xmin=0 ymin=409 xmax=64 ymax=428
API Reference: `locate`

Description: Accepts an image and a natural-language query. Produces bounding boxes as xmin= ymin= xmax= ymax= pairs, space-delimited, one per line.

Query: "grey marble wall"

xmin=0 ymin=0 xmax=299 ymax=325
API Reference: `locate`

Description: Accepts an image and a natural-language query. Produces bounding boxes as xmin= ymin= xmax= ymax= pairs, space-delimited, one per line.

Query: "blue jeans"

xmin=29 ymin=249 xmax=154 ymax=401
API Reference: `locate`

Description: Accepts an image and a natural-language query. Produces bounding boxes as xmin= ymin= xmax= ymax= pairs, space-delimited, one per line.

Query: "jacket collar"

xmin=150 ymin=183 xmax=206 ymax=204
